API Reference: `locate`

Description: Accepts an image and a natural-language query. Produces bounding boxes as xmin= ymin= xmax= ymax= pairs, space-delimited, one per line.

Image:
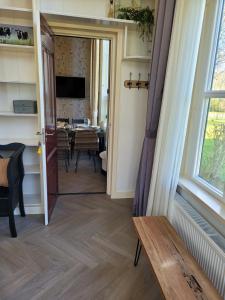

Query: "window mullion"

xmin=205 ymin=91 xmax=225 ymax=98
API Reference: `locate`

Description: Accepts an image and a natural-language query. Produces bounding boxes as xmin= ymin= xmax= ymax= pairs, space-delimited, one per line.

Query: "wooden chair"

xmin=0 ymin=143 xmax=25 ymax=238
xmin=74 ymin=130 xmax=99 ymax=172
xmin=56 ymin=129 xmax=70 ymax=172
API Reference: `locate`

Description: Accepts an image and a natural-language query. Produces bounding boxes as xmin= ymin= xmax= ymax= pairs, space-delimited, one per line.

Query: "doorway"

xmin=36 ymin=14 xmax=122 ymax=224
xmin=54 ymin=36 xmax=111 ymax=195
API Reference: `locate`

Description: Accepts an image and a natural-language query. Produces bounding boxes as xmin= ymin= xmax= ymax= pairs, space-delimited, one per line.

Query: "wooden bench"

xmin=133 ymin=216 xmax=222 ymax=300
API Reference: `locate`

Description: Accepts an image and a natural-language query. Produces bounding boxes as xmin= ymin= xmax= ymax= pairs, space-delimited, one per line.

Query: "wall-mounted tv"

xmin=56 ymin=76 xmax=85 ymax=98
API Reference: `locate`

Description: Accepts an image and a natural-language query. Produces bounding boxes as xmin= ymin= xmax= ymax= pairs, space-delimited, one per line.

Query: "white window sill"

xmin=178 ymin=177 xmax=225 ymax=226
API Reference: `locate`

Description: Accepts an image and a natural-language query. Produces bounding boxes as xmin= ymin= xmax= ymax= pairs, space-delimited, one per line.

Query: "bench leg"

xmin=134 ymin=238 xmax=142 ymax=267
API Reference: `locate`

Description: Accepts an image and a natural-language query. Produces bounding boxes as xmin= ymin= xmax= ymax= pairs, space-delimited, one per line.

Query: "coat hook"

xmin=145 ymin=73 xmax=150 ymax=89
xmin=137 ymin=73 xmax=141 ymax=90
xmin=128 ymin=72 xmax=132 ymax=89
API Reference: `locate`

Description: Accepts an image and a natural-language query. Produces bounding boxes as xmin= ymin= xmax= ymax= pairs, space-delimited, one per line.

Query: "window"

xmin=182 ymin=0 xmax=225 ymax=202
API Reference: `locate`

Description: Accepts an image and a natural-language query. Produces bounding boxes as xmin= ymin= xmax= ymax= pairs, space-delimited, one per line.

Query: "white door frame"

xmin=33 ymin=8 xmax=123 ymax=224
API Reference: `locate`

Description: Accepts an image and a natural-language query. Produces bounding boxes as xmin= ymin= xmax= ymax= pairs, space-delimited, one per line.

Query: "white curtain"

xmin=146 ymin=0 xmax=206 ymax=217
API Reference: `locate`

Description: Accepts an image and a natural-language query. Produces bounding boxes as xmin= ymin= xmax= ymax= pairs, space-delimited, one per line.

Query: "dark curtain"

xmin=133 ymin=0 xmax=176 ymax=216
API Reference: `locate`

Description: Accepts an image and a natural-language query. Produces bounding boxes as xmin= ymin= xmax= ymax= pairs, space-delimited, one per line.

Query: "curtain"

xmin=133 ymin=0 xmax=176 ymax=216
xmin=146 ymin=0 xmax=206 ymax=217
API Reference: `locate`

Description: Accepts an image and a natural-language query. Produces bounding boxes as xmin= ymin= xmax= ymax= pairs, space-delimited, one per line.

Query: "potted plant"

xmin=116 ymin=6 xmax=154 ymax=41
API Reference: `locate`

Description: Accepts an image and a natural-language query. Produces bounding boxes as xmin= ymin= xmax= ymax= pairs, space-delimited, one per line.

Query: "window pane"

xmin=199 ymin=98 xmax=225 ymax=192
xmin=212 ymin=5 xmax=225 ymax=90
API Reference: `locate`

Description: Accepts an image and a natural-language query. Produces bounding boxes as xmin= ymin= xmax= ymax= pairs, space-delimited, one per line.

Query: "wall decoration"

xmin=0 ymin=24 xmax=33 ymax=46
xmin=55 ymin=36 xmax=91 ymax=119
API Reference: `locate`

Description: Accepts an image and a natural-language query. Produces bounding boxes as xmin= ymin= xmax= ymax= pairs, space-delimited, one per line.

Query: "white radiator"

xmin=172 ymin=194 xmax=225 ymax=299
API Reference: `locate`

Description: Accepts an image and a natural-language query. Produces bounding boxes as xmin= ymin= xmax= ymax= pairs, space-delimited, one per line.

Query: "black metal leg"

xmin=67 ymin=150 xmax=70 ymax=166
xmin=134 ymin=239 xmax=142 ymax=267
xmin=75 ymin=150 xmax=80 ymax=172
xmin=65 ymin=158 xmax=68 ymax=173
xmin=9 ymin=211 xmax=17 ymax=238
xmin=19 ymin=184 xmax=25 ymax=217
xmin=92 ymin=152 xmax=97 ymax=172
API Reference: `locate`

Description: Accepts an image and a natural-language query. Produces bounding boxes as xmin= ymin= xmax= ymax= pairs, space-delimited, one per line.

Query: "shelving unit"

xmin=0 ymin=112 xmax=37 ymax=117
xmin=25 ymin=164 xmax=40 ymax=175
xmin=0 ymin=43 xmax=34 ymax=52
xmin=0 ymin=6 xmax=32 ymax=13
xmin=42 ymin=11 xmax=137 ymax=28
xmin=123 ymin=25 xmax=152 ymax=62
xmin=0 ymin=138 xmax=39 ymax=146
xmin=0 ymin=0 xmax=42 ymax=215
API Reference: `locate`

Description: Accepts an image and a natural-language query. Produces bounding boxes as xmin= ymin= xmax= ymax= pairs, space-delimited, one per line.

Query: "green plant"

xmin=117 ymin=6 xmax=154 ymax=41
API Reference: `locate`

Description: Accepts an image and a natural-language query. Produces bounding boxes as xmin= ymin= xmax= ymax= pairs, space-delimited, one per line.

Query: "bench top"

xmin=133 ymin=216 xmax=222 ymax=300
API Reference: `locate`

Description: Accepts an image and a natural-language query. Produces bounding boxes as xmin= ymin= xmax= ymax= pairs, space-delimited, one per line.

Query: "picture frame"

xmin=0 ymin=24 xmax=33 ymax=46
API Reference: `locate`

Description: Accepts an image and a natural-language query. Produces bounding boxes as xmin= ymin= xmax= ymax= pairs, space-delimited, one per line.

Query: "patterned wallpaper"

xmin=55 ymin=36 xmax=91 ymax=120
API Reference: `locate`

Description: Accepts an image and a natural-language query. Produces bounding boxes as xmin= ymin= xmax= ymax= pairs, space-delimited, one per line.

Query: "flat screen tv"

xmin=56 ymin=76 xmax=85 ymax=98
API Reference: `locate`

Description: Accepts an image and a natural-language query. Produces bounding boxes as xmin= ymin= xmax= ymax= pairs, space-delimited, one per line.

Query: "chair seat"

xmin=0 ymin=186 xmax=9 ymax=198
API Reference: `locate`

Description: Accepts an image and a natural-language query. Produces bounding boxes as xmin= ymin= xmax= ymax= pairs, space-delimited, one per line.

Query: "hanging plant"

xmin=116 ymin=6 xmax=154 ymax=41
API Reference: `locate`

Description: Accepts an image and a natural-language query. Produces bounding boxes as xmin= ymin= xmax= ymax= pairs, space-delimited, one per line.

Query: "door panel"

xmin=41 ymin=15 xmax=58 ymax=221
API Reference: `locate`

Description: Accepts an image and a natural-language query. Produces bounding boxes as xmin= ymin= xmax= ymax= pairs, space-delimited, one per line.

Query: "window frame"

xmin=181 ymin=0 xmax=225 ymax=204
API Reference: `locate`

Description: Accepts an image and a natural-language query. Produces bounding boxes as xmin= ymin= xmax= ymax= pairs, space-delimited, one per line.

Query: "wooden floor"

xmin=0 ymin=195 xmax=162 ymax=300
xmin=58 ymin=153 xmax=106 ymax=194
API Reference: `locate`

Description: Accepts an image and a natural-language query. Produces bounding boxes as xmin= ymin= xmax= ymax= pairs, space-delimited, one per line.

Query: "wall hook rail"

xmin=124 ymin=72 xmax=149 ymax=90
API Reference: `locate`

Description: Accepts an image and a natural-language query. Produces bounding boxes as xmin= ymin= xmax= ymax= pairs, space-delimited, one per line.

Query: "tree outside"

xmin=199 ymin=6 xmax=225 ymax=192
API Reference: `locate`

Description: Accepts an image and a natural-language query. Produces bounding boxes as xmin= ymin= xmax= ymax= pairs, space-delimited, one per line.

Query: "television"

xmin=56 ymin=76 xmax=85 ymax=98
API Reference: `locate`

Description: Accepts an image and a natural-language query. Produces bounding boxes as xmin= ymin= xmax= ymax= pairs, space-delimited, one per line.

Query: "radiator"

xmin=171 ymin=194 xmax=225 ymax=299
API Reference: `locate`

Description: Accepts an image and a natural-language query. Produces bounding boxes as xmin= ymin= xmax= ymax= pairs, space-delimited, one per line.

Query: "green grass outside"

xmin=200 ymin=112 xmax=225 ymax=191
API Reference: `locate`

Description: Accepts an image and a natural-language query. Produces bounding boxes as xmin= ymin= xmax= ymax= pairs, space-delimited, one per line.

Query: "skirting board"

xmin=14 ymin=204 xmax=44 ymax=215
xmin=111 ymin=191 xmax=134 ymax=199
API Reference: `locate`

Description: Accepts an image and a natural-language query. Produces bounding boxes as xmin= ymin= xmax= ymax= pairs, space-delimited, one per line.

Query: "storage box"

xmin=13 ymin=100 xmax=37 ymax=114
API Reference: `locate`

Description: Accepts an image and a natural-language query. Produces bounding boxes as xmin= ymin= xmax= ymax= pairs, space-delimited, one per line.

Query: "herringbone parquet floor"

xmin=0 ymin=195 xmax=162 ymax=300
xmin=58 ymin=154 xmax=106 ymax=194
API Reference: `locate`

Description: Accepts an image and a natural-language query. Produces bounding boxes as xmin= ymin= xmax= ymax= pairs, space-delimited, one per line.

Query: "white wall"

xmin=40 ymin=0 xmax=151 ymax=197
xmin=116 ymin=61 xmax=148 ymax=196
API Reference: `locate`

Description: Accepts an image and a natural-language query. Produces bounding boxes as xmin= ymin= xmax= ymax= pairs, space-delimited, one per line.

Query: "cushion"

xmin=0 ymin=158 xmax=9 ymax=187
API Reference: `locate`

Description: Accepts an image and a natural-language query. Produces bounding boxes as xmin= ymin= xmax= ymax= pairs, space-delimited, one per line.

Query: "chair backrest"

xmin=56 ymin=129 xmax=70 ymax=149
xmin=57 ymin=118 xmax=69 ymax=124
xmin=75 ymin=130 xmax=99 ymax=151
xmin=71 ymin=118 xmax=88 ymax=125
xmin=0 ymin=144 xmax=25 ymax=210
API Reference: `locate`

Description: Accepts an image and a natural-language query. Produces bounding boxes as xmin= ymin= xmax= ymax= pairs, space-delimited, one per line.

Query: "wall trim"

xmin=15 ymin=204 xmax=44 ymax=215
xmin=111 ymin=191 xmax=134 ymax=199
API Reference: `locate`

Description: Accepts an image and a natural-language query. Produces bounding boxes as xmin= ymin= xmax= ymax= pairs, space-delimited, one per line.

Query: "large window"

xmin=182 ymin=0 xmax=225 ymax=202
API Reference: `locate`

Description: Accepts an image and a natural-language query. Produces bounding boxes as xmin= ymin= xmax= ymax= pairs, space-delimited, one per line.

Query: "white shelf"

xmin=0 ymin=138 xmax=39 ymax=146
xmin=24 ymin=194 xmax=41 ymax=205
xmin=0 ymin=112 xmax=37 ymax=117
xmin=0 ymin=43 xmax=34 ymax=52
xmin=0 ymin=6 xmax=32 ymax=13
xmin=123 ymin=56 xmax=151 ymax=62
xmin=25 ymin=164 xmax=40 ymax=175
xmin=42 ymin=11 xmax=136 ymax=28
xmin=0 ymin=80 xmax=36 ymax=85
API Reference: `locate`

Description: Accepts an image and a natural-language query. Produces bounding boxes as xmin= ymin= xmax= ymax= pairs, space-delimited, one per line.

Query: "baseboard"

xmin=14 ymin=204 xmax=44 ymax=215
xmin=111 ymin=191 xmax=134 ymax=199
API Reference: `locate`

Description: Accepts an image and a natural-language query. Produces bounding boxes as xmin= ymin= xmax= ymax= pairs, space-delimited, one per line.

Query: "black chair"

xmin=0 ymin=143 xmax=25 ymax=238
xmin=57 ymin=118 xmax=69 ymax=124
xmin=56 ymin=129 xmax=71 ymax=172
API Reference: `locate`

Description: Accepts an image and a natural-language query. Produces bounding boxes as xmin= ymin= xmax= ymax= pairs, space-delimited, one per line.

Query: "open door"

xmin=40 ymin=15 xmax=58 ymax=222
